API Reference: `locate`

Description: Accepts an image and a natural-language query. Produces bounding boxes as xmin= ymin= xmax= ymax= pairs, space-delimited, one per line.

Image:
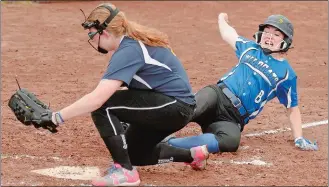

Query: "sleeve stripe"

xmin=287 ymin=87 xmax=292 ymax=108
xmin=133 ymin=75 xmax=152 ymax=89
xmin=138 ymin=41 xmax=172 ymax=71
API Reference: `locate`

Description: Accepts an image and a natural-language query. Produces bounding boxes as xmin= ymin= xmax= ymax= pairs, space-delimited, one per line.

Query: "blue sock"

xmin=168 ymin=133 xmax=219 ymax=153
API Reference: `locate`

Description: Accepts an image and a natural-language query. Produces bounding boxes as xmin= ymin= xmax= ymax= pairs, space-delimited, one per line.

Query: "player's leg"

xmin=202 ymin=120 xmax=241 ymax=152
xmin=91 ymin=88 xmax=196 ymax=185
xmin=90 ymin=90 xmax=141 ymax=186
xmin=165 ymin=84 xmax=220 ymax=152
xmin=191 ymin=85 xmax=218 ymax=124
xmin=90 ymin=91 xmax=133 ymax=171
xmin=168 ymin=83 xmax=243 ymax=153
xmin=91 ymin=89 xmax=190 ymax=166
xmin=125 ymin=124 xmax=209 ymax=170
xmin=160 ymin=84 xmax=219 ymax=144
xmin=91 ymin=89 xmax=188 ymax=186
xmin=168 ymin=120 xmax=241 ymax=153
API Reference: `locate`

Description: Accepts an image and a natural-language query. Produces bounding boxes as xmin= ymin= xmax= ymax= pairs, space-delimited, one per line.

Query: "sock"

xmin=168 ymin=133 xmax=220 ymax=153
xmin=157 ymin=143 xmax=193 ymax=163
xmin=102 ymin=134 xmax=133 ymax=170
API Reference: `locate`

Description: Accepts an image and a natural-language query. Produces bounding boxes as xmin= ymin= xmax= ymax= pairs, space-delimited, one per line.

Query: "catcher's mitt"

xmin=8 ymin=88 xmax=58 ymax=133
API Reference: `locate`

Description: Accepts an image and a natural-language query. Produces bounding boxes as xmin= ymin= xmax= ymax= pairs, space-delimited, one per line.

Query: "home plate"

xmin=31 ymin=166 xmax=100 ymax=180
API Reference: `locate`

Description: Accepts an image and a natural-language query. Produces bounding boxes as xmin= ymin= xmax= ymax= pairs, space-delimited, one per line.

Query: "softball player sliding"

xmin=168 ymin=13 xmax=319 ymax=153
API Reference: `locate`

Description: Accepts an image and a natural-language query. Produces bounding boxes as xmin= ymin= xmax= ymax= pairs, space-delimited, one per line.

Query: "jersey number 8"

xmin=255 ymin=90 xmax=264 ymax=103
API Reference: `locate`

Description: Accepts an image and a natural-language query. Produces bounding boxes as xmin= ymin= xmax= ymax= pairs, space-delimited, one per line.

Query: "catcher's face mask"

xmin=80 ymin=5 xmax=120 ymax=54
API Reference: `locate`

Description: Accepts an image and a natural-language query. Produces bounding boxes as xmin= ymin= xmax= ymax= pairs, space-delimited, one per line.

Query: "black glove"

xmin=8 ymin=88 xmax=58 ymax=133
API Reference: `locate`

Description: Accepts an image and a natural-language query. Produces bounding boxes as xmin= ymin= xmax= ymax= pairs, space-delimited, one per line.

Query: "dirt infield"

xmin=1 ymin=1 xmax=328 ymax=186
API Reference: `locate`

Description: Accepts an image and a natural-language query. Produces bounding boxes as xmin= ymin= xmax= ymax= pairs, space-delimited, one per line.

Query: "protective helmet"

xmin=254 ymin=15 xmax=294 ymax=52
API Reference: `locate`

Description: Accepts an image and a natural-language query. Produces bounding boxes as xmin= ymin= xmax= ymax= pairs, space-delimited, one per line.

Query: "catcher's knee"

xmin=216 ymin=133 xmax=240 ymax=152
xmin=91 ymin=108 xmax=118 ymax=138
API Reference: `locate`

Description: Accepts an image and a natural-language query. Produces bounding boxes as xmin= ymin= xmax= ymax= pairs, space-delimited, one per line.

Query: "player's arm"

xmin=56 ymin=79 xmax=122 ymax=122
xmin=287 ymin=106 xmax=302 ymax=139
xmin=278 ymin=77 xmax=318 ymax=151
xmin=287 ymin=106 xmax=318 ymax=151
xmin=277 ymin=76 xmax=302 ymax=139
xmin=218 ymin=13 xmax=239 ymax=50
xmin=53 ymin=46 xmax=143 ymax=124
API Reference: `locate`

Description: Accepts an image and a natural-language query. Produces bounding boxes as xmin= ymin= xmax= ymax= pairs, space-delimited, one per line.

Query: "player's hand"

xmin=218 ymin=13 xmax=229 ymax=23
xmin=294 ymin=137 xmax=319 ymax=151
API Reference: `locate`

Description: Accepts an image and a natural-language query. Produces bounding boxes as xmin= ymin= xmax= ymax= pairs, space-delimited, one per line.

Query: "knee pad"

xmin=216 ymin=134 xmax=240 ymax=152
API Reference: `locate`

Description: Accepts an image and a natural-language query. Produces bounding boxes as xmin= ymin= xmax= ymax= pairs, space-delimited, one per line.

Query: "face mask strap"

xmin=87 ymin=38 xmax=99 ymax=52
xmin=80 ymin=5 xmax=120 ymax=53
xmin=97 ymin=34 xmax=108 ymax=54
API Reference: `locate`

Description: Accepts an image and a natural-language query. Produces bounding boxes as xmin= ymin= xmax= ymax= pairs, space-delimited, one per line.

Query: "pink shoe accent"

xmin=188 ymin=145 xmax=209 ymax=170
xmin=92 ymin=163 xmax=141 ymax=186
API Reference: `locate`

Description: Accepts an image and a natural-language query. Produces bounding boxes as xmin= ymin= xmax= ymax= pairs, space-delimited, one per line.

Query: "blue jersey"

xmin=102 ymin=36 xmax=196 ymax=105
xmin=218 ymin=36 xmax=298 ymax=120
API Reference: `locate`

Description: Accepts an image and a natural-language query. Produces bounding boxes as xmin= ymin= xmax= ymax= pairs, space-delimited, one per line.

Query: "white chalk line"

xmin=244 ymin=119 xmax=328 ymax=137
xmin=209 ymin=156 xmax=272 ymax=167
xmin=31 ymin=166 xmax=100 ymax=181
xmin=1 ymin=153 xmax=63 ymax=161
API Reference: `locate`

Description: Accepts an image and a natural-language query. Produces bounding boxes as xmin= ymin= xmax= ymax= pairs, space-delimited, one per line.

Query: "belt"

xmin=218 ymin=82 xmax=250 ymax=125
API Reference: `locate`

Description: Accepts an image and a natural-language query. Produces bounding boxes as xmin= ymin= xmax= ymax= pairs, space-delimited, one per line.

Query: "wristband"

xmin=55 ymin=112 xmax=64 ymax=124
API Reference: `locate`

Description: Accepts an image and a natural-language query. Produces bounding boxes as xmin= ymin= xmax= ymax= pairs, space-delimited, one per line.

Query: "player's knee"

xmin=91 ymin=108 xmax=116 ymax=138
xmin=91 ymin=108 xmax=103 ymax=127
xmin=217 ymin=134 xmax=240 ymax=152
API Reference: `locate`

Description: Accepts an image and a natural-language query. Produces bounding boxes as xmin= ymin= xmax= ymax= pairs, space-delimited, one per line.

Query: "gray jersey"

xmin=102 ymin=37 xmax=195 ymax=105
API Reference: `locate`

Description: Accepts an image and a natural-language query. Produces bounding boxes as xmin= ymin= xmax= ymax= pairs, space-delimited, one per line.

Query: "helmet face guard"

xmin=253 ymin=15 xmax=294 ymax=54
xmin=254 ymin=31 xmax=289 ymax=52
xmin=80 ymin=5 xmax=120 ymax=53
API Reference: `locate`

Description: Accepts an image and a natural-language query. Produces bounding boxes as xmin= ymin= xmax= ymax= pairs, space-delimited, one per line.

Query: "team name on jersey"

xmin=242 ymin=54 xmax=279 ymax=87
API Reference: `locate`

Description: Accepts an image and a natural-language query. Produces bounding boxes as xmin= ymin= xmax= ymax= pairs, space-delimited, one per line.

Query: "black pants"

xmin=191 ymin=84 xmax=243 ymax=152
xmin=91 ymin=89 xmax=195 ymax=166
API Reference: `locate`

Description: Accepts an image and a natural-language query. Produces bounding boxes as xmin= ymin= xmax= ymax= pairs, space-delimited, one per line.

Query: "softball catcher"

xmin=167 ymin=14 xmax=319 ymax=153
xmin=8 ymin=3 xmax=209 ymax=186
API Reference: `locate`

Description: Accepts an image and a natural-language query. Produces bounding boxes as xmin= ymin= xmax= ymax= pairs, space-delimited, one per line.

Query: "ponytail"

xmin=122 ymin=18 xmax=170 ymax=48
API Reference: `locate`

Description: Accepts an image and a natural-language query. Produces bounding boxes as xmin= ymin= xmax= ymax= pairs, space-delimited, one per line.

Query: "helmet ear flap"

xmin=281 ymin=41 xmax=287 ymax=50
xmin=253 ymin=31 xmax=263 ymax=44
xmin=280 ymin=37 xmax=292 ymax=52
